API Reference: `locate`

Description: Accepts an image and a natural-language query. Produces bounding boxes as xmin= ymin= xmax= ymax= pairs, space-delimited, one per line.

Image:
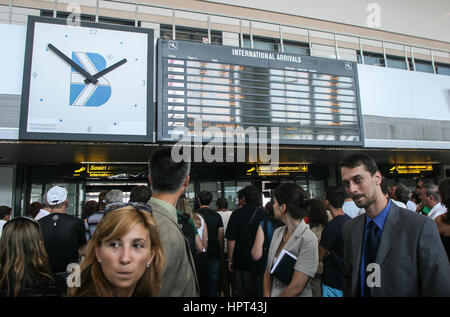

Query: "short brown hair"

xmin=340 ymin=153 xmax=378 ymax=175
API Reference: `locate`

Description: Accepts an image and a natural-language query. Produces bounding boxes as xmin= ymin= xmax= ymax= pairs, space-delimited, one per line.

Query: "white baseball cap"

xmin=46 ymin=186 xmax=68 ymax=206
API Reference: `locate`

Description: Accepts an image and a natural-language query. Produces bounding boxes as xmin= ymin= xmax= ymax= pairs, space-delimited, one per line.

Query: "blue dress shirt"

xmin=359 ymin=199 xmax=391 ymax=297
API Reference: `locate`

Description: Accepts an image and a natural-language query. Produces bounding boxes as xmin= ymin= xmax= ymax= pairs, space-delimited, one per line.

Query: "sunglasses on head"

xmin=104 ymin=202 xmax=152 ymax=215
xmin=3 ymin=216 xmax=39 ymax=229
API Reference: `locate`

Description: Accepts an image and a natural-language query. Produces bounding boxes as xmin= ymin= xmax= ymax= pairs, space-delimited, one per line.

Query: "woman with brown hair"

xmin=26 ymin=202 xmax=43 ymax=219
xmin=0 ymin=217 xmax=57 ymax=296
xmin=177 ymin=195 xmax=207 ymax=253
xmin=263 ymin=182 xmax=318 ymax=297
xmin=67 ymin=206 xmax=165 ymax=297
xmin=176 ymin=195 xmax=209 ymax=297
xmin=306 ymin=198 xmax=331 ymax=297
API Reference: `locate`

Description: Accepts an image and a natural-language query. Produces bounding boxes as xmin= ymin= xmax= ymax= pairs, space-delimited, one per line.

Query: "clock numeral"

xmin=90 ymin=28 xmax=97 ymax=35
xmin=141 ymin=80 xmax=146 ymax=86
xmin=32 ymin=72 xmax=37 ymax=79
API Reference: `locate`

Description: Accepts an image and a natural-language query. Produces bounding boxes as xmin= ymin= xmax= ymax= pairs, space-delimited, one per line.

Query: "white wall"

xmin=0 ymin=23 xmax=25 ymax=140
xmin=358 ymin=64 xmax=450 ymax=120
xmin=203 ymin=0 xmax=450 ymax=42
xmin=358 ymin=63 xmax=450 ymax=149
xmin=0 ymin=23 xmax=26 ymax=95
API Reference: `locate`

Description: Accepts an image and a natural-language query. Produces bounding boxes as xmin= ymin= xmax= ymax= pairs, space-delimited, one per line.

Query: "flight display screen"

xmin=157 ymin=39 xmax=363 ymax=145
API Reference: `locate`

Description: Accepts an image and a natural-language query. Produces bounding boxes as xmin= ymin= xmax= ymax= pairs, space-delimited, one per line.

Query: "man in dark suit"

xmin=340 ymin=153 xmax=450 ymax=296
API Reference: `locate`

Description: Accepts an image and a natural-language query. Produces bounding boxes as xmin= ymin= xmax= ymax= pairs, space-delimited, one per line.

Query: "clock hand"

xmin=84 ymin=58 xmax=127 ymax=85
xmin=47 ymin=43 xmax=98 ymax=84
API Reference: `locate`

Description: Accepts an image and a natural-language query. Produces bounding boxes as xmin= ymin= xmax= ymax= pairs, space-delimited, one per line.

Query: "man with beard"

xmin=340 ymin=153 xmax=450 ymax=297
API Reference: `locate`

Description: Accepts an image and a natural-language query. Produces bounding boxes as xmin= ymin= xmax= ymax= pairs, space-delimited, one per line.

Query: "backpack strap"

xmin=246 ymin=206 xmax=259 ymax=231
xmin=262 ymin=219 xmax=269 ymax=249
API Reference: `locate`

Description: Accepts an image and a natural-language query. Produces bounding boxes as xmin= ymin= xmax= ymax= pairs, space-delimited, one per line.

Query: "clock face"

xmin=19 ymin=16 xmax=154 ymax=142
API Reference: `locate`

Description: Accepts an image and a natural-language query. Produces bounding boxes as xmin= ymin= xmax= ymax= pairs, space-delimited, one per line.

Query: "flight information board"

xmin=157 ymin=39 xmax=363 ymax=145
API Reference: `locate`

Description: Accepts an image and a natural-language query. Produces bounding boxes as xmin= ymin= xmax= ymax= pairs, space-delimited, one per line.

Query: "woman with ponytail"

xmin=263 ymin=183 xmax=318 ymax=297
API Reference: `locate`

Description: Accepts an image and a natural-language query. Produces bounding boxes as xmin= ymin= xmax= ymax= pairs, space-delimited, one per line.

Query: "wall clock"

xmin=19 ymin=16 xmax=154 ymax=142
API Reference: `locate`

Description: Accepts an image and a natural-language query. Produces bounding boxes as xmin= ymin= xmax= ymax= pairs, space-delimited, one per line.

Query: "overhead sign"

xmin=72 ymin=164 xmax=147 ymax=179
xmin=247 ymin=164 xmax=309 ymax=176
xmin=389 ymin=164 xmax=433 ymax=174
xmin=157 ymin=39 xmax=363 ymax=146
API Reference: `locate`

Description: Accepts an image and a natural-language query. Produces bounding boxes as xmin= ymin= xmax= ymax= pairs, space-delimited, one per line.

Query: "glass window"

xmin=295 ymin=178 xmax=308 ymax=192
xmin=160 ymin=24 xmax=222 ymax=44
xmin=30 ymin=184 xmax=44 ymax=205
xmin=40 ymin=10 xmax=138 ymax=26
xmin=308 ymin=180 xmax=325 ymax=199
xmin=223 ymin=181 xmax=252 ymax=210
xmin=283 ymin=43 xmax=310 ymax=55
xmin=85 ymin=191 xmax=100 ymax=203
xmin=160 ymin=27 xmax=173 ymax=39
xmin=239 ymin=34 xmax=310 ymax=55
xmin=436 ymin=63 xmax=450 ymax=76
xmin=414 ymin=60 xmax=434 ymax=73
xmin=358 ymin=50 xmax=450 ymax=76
xmin=358 ymin=52 xmax=384 ymax=67
xmin=387 ymin=56 xmax=408 ymax=70
xmin=224 ymin=182 xmax=240 ymax=210
xmin=243 ymin=36 xmax=311 ymax=56
xmin=176 ymin=29 xmax=191 ymax=41
xmin=199 ymin=181 xmax=222 ymax=209
xmin=243 ymin=38 xmax=275 ymax=51
xmin=98 ymin=16 xmax=137 ymax=26
xmin=237 ymin=180 xmax=252 ymax=188
xmin=40 ymin=183 xmax=80 ymax=217
xmin=41 ymin=9 xmax=94 ymax=21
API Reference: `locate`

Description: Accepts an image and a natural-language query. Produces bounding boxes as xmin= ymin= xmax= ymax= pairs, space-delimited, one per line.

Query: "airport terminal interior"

xmin=0 ymin=0 xmax=450 ymax=302
xmin=0 ymin=0 xmax=449 ymax=216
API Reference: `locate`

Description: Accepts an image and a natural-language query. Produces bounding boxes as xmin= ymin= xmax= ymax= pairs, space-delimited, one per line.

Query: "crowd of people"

xmin=0 ymin=149 xmax=450 ymax=297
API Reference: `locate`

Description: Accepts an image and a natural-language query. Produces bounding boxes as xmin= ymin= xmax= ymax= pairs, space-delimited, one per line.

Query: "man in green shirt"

xmin=415 ymin=178 xmax=434 ymax=215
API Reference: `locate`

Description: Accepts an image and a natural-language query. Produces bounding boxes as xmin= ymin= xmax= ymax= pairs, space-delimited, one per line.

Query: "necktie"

xmin=364 ymin=220 xmax=380 ymax=297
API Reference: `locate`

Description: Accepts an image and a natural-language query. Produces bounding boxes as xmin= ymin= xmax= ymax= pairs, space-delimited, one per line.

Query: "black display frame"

xmin=156 ymin=38 xmax=364 ymax=146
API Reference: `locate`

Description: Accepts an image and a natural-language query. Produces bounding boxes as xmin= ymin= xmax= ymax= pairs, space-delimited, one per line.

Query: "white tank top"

xmin=197 ymin=214 xmax=205 ymax=241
